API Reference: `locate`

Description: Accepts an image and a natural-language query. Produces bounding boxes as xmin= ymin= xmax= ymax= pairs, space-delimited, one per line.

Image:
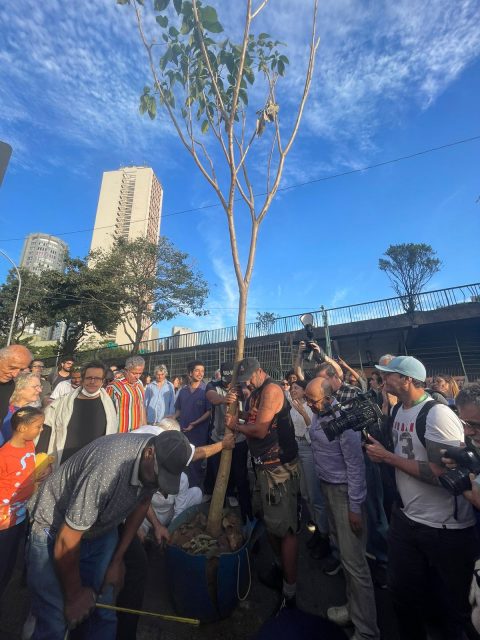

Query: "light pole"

xmin=0 ymin=249 xmax=22 ymax=346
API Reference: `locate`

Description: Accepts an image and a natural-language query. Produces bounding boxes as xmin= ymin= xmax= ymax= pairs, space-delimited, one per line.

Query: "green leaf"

xmin=201 ymin=119 xmax=209 ymax=133
xmin=173 ymin=0 xmax=182 ymax=13
xmin=239 ymin=89 xmax=248 ymax=106
xmin=244 ymin=66 xmax=254 ymax=84
xmin=200 ymin=6 xmax=218 ymax=24
xmin=180 ymin=18 xmax=193 ymax=34
xmin=182 ymin=1 xmax=193 ymax=18
xmin=203 ymin=20 xmax=223 ymax=33
xmin=258 ymin=32 xmax=270 ymax=40
xmin=156 ymin=14 xmax=169 ymax=27
xmin=116 ymin=0 xmax=130 ymax=5
xmin=278 ymin=59 xmax=285 ymax=76
xmin=169 ymin=26 xmax=179 ymax=37
xmin=154 ymin=0 xmax=170 ymax=10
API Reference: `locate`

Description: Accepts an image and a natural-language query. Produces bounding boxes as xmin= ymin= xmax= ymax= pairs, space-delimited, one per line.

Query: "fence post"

xmin=321 ymin=306 xmax=332 ymax=357
xmin=278 ymin=341 xmax=283 ymax=374
xmin=454 ymin=334 xmax=468 ymax=381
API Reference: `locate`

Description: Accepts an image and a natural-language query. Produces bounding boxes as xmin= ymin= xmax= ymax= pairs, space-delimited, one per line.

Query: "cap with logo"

xmin=375 ymin=355 xmax=426 ymax=383
xmin=220 ymin=361 xmax=235 ymax=378
xmin=151 ymin=431 xmax=192 ymax=495
xmin=237 ymin=357 xmax=262 ymax=383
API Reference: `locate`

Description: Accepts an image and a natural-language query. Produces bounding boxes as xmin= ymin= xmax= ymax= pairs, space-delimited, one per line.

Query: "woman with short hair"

xmin=144 ymin=364 xmax=176 ymax=425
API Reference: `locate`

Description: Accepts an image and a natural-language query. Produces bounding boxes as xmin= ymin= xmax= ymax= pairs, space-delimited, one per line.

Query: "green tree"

xmin=255 ymin=311 xmax=279 ymax=333
xmin=0 ymin=268 xmax=47 ymax=343
xmin=91 ymin=236 xmax=208 ymax=354
xmin=118 ymin=0 xmax=319 ymax=535
xmin=40 ymin=257 xmax=122 ymax=356
xmin=379 ymin=243 xmax=441 ymax=314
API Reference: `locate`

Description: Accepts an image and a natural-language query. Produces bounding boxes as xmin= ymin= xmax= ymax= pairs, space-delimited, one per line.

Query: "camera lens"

xmin=439 ymin=468 xmax=472 ymax=496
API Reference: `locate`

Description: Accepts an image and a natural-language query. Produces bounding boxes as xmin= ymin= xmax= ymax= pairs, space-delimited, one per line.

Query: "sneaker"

xmin=273 ymin=594 xmax=296 ymax=616
xmin=228 ymin=496 xmax=239 ymax=507
xmin=323 ymin=555 xmax=342 ymax=576
xmin=326 ymin=604 xmax=351 ymax=627
xmin=309 ymin=535 xmax=331 ymax=561
xmin=259 ymin=563 xmax=283 ymax=591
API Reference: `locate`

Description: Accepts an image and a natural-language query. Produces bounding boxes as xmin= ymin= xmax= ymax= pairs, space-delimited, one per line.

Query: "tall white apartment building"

xmin=90 ymin=166 xmax=163 ymax=345
xmin=19 ymin=233 xmax=68 ymax=339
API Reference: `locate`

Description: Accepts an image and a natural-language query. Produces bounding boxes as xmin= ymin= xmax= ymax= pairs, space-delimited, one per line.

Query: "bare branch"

xmin=251 ymin=0 xmax=270 ymax=20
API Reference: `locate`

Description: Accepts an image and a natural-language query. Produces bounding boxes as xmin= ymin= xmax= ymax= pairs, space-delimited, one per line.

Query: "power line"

xmin=0 ymin=134 xmax=478 ymax=244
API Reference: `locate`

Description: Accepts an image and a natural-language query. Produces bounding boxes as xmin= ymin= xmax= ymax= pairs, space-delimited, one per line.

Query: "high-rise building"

xmin=20 ymin=233 xmax=68 ymax=276
xmin=90 ymin=166 xmax=163 ymax=345
xmin=90 ymin=166 xmax=163 ymax=252
xmin=19 ymin=233 xmax=68 ymax=339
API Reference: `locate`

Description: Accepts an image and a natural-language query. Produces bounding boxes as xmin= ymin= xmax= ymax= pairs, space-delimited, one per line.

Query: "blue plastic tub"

xmin=166 ymin=504 xmax=256 ymax=622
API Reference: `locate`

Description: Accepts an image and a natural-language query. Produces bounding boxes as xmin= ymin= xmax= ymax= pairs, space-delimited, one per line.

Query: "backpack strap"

xmin=414 ymin=399 xmax=439 ymax=448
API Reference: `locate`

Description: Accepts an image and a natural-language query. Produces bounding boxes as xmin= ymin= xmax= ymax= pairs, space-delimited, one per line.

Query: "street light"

xmin=0 ymin=249 xmax=22 ymax=346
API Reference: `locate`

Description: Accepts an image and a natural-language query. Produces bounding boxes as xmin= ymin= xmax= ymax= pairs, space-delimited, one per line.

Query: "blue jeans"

xmin=297 ymin=438 xmax=329 ymax=534
xmin=26 ymin=527 xmax=119 ymax=640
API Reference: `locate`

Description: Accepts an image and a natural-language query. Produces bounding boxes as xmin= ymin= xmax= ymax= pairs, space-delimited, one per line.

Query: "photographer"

xmin=365 ymin=356 xmax=476 ymax=640
xmin=442 ymin=382 xmax=480 ymax=511
xmin=293 ymin=340 xmax=343 ymax=382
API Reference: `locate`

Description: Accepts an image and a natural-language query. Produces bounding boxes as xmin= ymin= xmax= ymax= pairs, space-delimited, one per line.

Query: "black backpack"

xmin=389 ymin=399 xmax=439 ymax=448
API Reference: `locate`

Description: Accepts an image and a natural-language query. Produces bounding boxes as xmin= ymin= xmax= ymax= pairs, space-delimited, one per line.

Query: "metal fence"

xmin=42 ymin=282 xmax=480 ymax=371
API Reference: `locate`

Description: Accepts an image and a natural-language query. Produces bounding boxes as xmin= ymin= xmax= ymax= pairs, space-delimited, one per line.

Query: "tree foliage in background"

xmin=91 ymin=236 xmax=209 ymax=354
xmin=256 ymin=311 xmax=279 ymax=332
xmin=39 ymin=257 xmax=121 ymax=356
xmin=379 ymin=243 xmax=441 ymax=314
xmin=0 ymin=269 xmax=47 ymax=342
xmin=118 ymin=0 xmax=319 ymax=536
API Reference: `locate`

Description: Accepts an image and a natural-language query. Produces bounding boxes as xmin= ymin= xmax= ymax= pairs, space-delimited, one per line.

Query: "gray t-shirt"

xmin=30 ymin=433 xmax=155 ymax=538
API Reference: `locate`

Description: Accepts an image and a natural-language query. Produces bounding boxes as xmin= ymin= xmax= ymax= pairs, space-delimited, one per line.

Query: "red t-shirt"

xmin=0 ymin=441 xmax=36 ymax=529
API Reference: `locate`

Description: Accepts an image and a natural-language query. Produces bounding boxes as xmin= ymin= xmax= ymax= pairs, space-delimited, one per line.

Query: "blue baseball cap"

xmin=375 ymin=356 xmax=426 ymax=382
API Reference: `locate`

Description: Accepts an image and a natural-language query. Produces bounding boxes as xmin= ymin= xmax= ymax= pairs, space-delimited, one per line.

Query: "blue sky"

xmin=0 ymin=0 xmax=479 ymax=338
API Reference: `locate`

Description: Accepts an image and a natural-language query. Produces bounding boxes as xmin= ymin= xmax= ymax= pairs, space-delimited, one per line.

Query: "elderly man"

xmin=226 ymin=357 xmax=299 ymax=612
xmin=26 ymin=430 xmax=192 ymax=639
xmin=42 ymin=361 xmax=118 ymax=467
xmin=306 ymin=376 xmax=379 ymax=639
xmin=107 ymin=356 xmax=146 ymax=433
xmin=0 ymin=345 xmax=33 ymax=425
xmin=365 ymin=356 xmax=476 ymax=640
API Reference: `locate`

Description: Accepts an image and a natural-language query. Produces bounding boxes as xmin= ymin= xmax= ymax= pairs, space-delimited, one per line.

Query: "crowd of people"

xmin=0 ymin=341 xmax=479 ymax=640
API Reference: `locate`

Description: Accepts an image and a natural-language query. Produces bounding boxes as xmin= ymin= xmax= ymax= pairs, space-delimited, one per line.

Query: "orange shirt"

xmin=0 ymin=441 xmax=36 ymax=529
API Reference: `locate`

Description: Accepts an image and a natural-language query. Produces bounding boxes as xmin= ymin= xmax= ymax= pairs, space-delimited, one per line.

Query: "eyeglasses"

xmin=84 ymin=376 xmax=104 ymax=383
xmin=305 ymin=395 xmax=324 ymax=406
xmin=462 ymin=419 xmax=480 ymax=431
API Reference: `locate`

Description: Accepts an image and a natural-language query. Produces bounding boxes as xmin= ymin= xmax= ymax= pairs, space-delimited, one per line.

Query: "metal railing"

xmin=64 ymin=282 xmax=479 ymax=361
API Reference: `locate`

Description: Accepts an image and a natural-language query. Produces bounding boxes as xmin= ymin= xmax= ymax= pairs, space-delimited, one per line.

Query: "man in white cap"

xmin=365 ymin=355 xmax=477 ymax=640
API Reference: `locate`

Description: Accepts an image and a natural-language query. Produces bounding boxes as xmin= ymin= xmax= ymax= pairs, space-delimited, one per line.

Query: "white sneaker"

xmin=201 ymin=494 xmax=212 ymax=503
xmin=326 ymin=604 xmax=351 ymax=627
xmin=228 ymin=496 xmax=239 ymax=507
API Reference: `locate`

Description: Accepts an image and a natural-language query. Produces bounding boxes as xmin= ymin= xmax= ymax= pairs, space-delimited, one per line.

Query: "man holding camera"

xmin=365 ymin=356 xmax=476 ymax=640
xmin=306 ymin=376 xmax=380 ymax=639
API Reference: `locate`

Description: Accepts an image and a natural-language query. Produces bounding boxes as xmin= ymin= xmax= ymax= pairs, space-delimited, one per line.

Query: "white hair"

xmin=157 ymin=417 xmax=181 ymax=432
xmin=154 ymin=364 xmax=168 ymax=376
xmin=125 ymin=355 xmax=145 ymax=370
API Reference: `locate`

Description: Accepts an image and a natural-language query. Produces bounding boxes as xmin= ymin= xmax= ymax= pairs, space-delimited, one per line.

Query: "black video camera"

xmin=439 ymin=444 xmax=480 ymax=496
xmin=320 ymin=393 xmax=384 ymax=443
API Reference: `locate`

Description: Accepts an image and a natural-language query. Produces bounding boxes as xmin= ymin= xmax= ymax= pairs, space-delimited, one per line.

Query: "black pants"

xmin=388 ymin=507 xmax=478 ymax=640
xmin=116 ymin=533 xmax=148 ymax=640
xmin=206 ymin=440 xmax=253 ymax=521
xmin=0 ymin=520 xmax=25 ymax=601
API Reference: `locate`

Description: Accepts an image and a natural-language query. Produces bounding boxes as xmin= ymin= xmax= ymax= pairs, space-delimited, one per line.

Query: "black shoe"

xmin=273 ymin=593 xmax=296 ymax=616
xmin=323 ymin=555 xmax=342 ymax=576
xmin=309 ymin=535 xmax=331 ymax=561
xmin=259 ymin=563 xmax=283 ymax=591
xmin=306 ymin=529 xmax=321 ymax=549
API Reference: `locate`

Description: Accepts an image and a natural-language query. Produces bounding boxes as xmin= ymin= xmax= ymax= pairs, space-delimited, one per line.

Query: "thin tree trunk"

xmin=206 ymin=285 xmax=248 ymax=536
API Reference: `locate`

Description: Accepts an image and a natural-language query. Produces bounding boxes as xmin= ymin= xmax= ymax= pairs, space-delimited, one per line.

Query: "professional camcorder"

xmin=319 ymin=393 xmax=384 ymax=443
xmin=439 ymin=445 xmax=480 ymax=496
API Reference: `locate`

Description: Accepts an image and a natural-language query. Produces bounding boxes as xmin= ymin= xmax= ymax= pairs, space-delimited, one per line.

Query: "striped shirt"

xmin=107 ymin=374 xmax=145 ymax=433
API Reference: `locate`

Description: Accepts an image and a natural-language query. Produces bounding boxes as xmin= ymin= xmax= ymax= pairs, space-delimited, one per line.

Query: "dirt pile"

xmin=170 ymin=511 xmax=245 ymax=557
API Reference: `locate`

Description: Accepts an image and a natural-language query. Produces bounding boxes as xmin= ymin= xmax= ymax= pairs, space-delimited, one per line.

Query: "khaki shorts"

xmin=253 ymin=462 xmax=300 ymax=538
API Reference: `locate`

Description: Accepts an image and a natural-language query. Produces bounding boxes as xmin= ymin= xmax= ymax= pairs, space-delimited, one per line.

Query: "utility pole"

xmin=0 ymin=250 xmax=22 ymax=346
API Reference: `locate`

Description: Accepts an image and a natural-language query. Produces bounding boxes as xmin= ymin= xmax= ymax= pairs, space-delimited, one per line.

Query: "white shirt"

xmin=393 ymin=399 xmax=475 ymax=529
xmin=290 ymin=402 xmax=313 ymax=441
xmin=49 ymin=380 xmax=75 ymax=401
